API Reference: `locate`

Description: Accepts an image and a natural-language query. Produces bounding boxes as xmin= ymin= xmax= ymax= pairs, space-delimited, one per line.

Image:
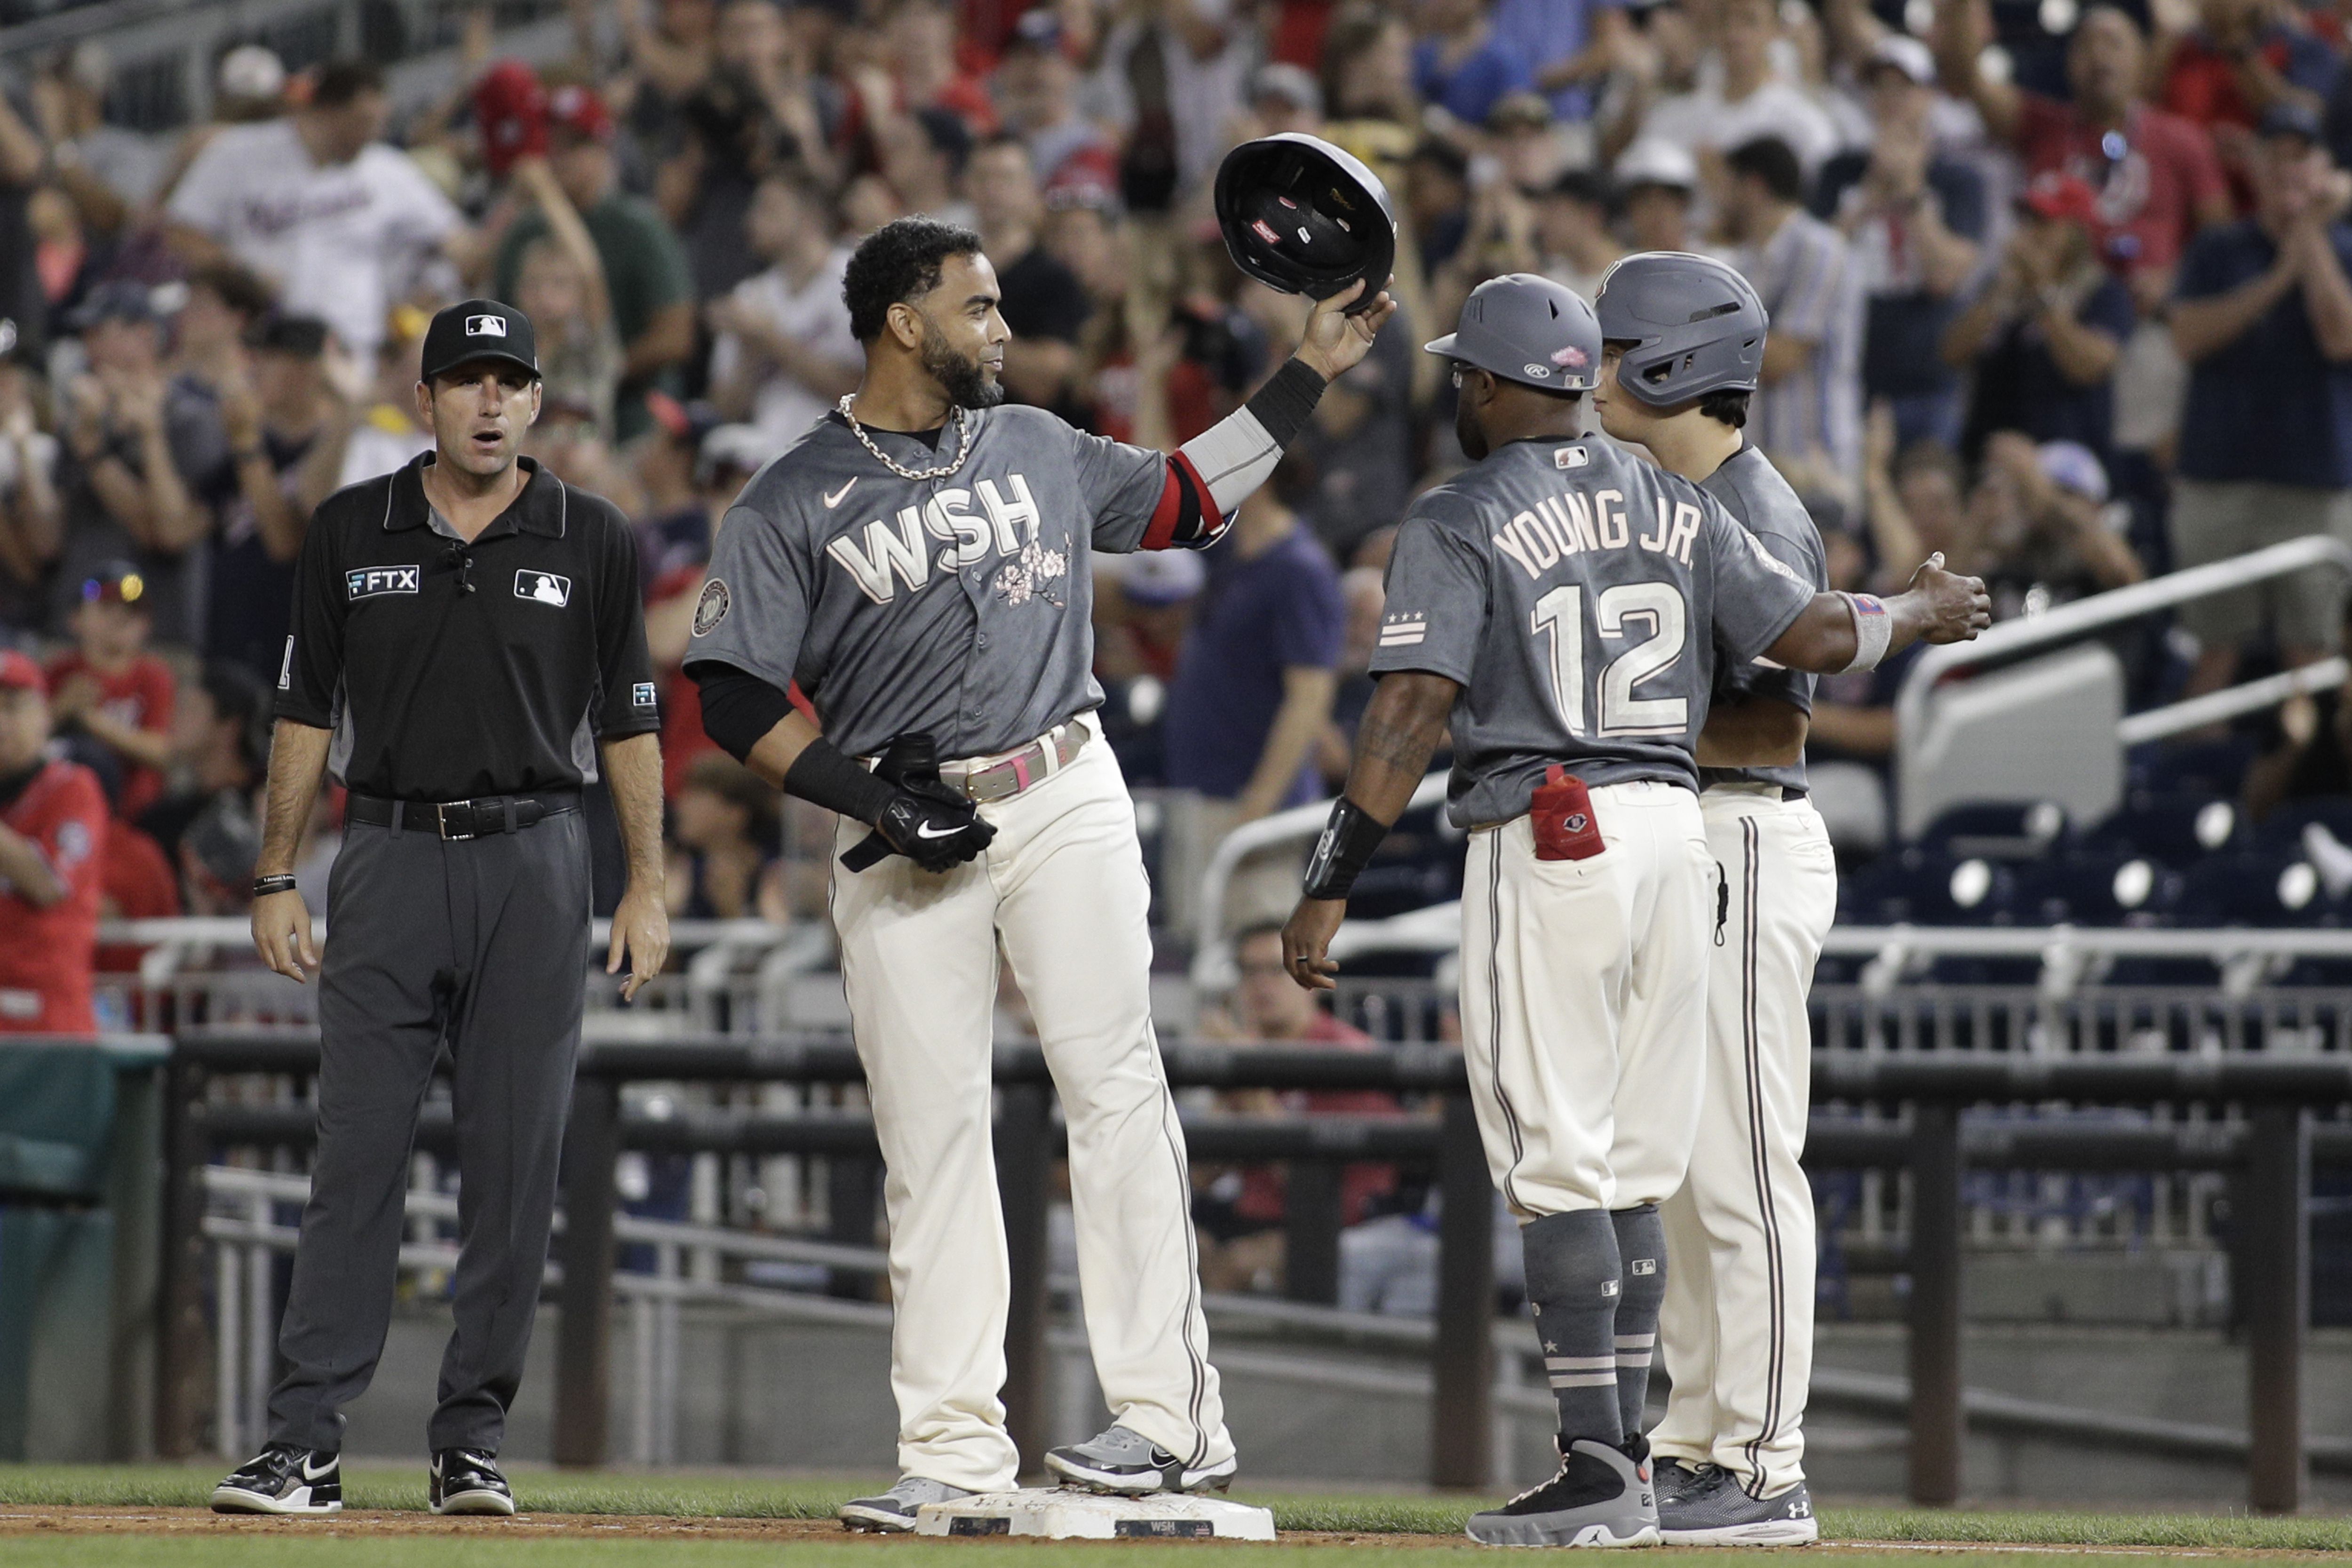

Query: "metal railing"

xmin=158 ymin=1030 xmax=2352 ymax=1511
xmin=1896 ymin=535 xmax=2352 ymax=760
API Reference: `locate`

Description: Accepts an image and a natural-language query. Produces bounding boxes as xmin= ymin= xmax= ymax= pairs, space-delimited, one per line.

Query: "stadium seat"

xmin=1915 ymin=800 xmax=2071 ymax=861
xmin=1836 ymin=848 xmax=2018 ymax=927
xmin=2010 ymin=852 xmax=2183 ymax=926
xmin=2172 ymin=852 xmax=2336 ymax=928
xmin=2079 ymin=791 xmax=2248 ymax=862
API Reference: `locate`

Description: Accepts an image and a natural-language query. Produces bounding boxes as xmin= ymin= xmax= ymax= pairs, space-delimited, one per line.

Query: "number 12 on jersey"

xmin=1532 ymin=582 xmax=1690 ymax=739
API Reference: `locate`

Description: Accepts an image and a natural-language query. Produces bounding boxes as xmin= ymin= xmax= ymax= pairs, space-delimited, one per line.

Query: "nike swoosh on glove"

xmin=874 ymin=789 xmax=996 ymax=873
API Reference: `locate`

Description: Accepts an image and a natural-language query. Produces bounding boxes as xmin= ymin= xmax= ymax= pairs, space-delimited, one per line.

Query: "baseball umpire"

xmin=1279 ymin=274 xmax=1985 ymax=1548
xmin=683 ymin=215 xmax=1392 ymax=1529
xmin=1593 ymin=251 xmax=1835 ymax=1545
xmin=214 ymin=299 xmax=669 ymax=1517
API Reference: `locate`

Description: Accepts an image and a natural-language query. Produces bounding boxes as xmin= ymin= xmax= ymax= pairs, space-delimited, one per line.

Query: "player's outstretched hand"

xmin=1295 ymin=279 xmax=1399 ymax=382
xmin=875 ymin=787 xmax=997 ymax=874
xmin=1905 ymin=551 xmax=1993 ymax=644
xmin=1281 ymin=897 xmax=1346 ymax=992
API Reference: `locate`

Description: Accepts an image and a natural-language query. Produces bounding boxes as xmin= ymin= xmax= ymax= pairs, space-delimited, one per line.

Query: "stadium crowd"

xmin=0 ymin=0 xmax=2347 ymax=1035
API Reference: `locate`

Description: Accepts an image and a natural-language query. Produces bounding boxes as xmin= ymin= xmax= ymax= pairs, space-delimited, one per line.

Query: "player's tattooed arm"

xmin=1283 ymin=670 xmax=1460 ymax=991
xmin=1764 ymin=554 xmax=1991 ymax=674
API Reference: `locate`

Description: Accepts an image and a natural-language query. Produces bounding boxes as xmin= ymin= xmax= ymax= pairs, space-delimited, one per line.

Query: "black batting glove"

xmin=873 ymin=788 xmax=996 ymax=873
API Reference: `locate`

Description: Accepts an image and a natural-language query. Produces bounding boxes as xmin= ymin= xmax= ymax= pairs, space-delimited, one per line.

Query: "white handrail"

xmin=1190 ymin=772 xmax=1450 ymax=990
xmin=1894 ymin=535 xmax=2352 ymax=762
xmin=98 ymin=915 xmax=795 ymax=948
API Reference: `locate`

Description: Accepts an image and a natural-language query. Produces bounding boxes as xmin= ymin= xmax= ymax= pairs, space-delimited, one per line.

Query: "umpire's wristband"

xmin=782 ymin=737 xmax=898 ymax=826
xmin=1302 ymin=796 xmax=1390 ymax=901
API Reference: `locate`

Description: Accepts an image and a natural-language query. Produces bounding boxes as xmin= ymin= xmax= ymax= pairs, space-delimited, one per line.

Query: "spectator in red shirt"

xmin=0 ymin=652 xmax=105 ymax=1035
xmin=1193 ymin=922 xmax=1401 ymax=1292
xmin=1936 ymin=0 xmax=2232 ymax=307
xmin=47 ymin=560 xmax=174 ymax=819
xmin=2161 ymin=0 xmax=2342 ymax=208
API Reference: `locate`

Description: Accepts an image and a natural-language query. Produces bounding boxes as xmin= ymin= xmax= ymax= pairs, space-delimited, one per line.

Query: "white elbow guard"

xmin=1839 ymin=592 xmax=1893 ymax=673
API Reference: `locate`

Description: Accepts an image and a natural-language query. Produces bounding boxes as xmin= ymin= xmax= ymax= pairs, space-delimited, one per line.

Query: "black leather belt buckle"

xmin=436 ymin=800 xmax=480 ymax=841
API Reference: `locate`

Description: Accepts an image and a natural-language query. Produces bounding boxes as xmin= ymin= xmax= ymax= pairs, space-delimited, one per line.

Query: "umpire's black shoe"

xmin=430 ymin=1449 xmax=516 ymax=1516
xmin=212 ymin=1445 xmax=342 ymax=1515
xmin=1465 ymin=1433 xmax=1659 ymax=1547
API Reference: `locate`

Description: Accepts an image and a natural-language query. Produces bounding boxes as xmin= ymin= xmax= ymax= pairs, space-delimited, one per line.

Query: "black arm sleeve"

xmin=692 ymin=661 xmax=798 ymax=763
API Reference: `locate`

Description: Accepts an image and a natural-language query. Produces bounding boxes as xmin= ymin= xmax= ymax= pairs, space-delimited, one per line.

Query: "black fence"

xmin=157 ymin=1031 xmax=2352 ymax=1511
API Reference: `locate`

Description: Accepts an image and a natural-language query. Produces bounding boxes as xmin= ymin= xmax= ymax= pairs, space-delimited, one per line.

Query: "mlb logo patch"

xmin=1555 ymin=446 xmax=1590 ymax=469
xmin=632 ymin=681 xmax=657 ymax=708
xmin=516 ymin=569 xmax=571 ymax=607
xmin=346 ymin=565 xmax=420 ymax=600
xmin=465 ymin=314 xmax=508 ymax=338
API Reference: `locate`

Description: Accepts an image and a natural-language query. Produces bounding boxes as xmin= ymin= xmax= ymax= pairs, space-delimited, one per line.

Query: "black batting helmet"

xmin=1214 ymin=134 xmax=1398 ymax=314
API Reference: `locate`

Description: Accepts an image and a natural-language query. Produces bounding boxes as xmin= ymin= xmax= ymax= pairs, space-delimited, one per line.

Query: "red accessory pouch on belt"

xmin=1531 ymin=766 xmax=1605 ymax=861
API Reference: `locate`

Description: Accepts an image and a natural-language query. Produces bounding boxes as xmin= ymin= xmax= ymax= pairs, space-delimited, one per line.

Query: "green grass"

xmin=0 ymin=1465 xmax=2347 ymax=1565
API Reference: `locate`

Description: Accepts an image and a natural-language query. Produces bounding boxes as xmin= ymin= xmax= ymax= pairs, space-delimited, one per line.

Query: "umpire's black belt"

xmin=347 ymin=790 xmax=581 ymax=841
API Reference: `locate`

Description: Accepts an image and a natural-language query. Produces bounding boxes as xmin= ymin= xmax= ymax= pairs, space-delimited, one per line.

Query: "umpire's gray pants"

xmin=268 ymin=809 xmax=590 ymax=1455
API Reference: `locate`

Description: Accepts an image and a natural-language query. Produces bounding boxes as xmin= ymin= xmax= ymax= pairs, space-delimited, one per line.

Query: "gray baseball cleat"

xmin=1045 ymin=1424 xmax=1238 ymax=1494
xmin=1466 ymin=1434 xmax=1660 ymax=1547
xmin=1658 ymin=1464 xmax=1819 ymax=1546
xmin=838 ymin=1475 xmax=973 ymax=1532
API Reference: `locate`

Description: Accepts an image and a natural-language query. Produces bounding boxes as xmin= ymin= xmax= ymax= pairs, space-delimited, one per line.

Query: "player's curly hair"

xmin=842 ymin=217 xmax=985 ymax=343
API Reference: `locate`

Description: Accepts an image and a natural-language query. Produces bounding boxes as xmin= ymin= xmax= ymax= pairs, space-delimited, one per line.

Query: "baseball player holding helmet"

xmin=686 ymin=209 xmax=1393 ymax=1529
xmin=1280 ymin=273 xmax=1986 ymax=1548
xmin=1593 ymin=251 xmax=1836 ymax=1545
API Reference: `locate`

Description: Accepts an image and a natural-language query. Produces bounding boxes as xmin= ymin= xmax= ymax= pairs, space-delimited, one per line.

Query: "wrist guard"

xmin=1839 ymin=592 xmax=1893 ymax=673
xmin=782 ymin=737 xmax=897 ymax=825
xmin=1302 ymin=796 xmax=1390 ymax=901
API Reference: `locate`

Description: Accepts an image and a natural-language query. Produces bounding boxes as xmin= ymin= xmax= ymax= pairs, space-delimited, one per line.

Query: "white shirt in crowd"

xmin=167 ymin=119 xmax=461 ymax=360
xmin=707 ymin=246 xmax=860 ymax=453
xmin=1638 ymin=76 xmax=1841 ymax=176
xmin=1735 ymin=207 xmax=1864 ymax=481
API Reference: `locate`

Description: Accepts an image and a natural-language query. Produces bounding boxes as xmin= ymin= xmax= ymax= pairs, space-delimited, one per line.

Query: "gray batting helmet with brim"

xmin=1423 ymin=272 xmax=1602 ymax=392
xmin=1592 ymin=251 xmax=1768 ymax=407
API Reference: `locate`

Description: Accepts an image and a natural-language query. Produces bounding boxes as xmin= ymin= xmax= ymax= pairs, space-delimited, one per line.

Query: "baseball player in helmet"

xmin=1279 ymin=273 xmax=1986 ymax=1547
xmin=1594 ymin=250 xmax=1836 ymax=1544
xmin=686 ymin=216 xmax=1393 ymax=1529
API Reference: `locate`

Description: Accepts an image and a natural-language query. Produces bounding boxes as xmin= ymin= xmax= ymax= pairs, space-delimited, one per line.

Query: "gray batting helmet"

xmin=1423 ymin=273 xmax=1602 ymax=393
xmin=1592 ymin=251 xmax=1768 ymax=407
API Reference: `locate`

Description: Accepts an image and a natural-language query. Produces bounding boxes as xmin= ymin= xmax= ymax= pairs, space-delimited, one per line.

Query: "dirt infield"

xmin=0 ymin=1508 xmax=2342 ymax=1558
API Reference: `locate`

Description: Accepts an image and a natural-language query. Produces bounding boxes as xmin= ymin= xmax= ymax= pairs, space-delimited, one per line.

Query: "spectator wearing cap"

xmin=168 ymin=261 xmax=277 ymax=398
xmin=1814 ymin=35 xmax=1988 ymax=450
xmin=995 ymin=10 xmax=1119 ymax=191
xmin=1411 ymin=0 xmax=1534 ymax=131
xmin=1943 ymin=171 xmax=2135 ymax=465
xmin=634 ymin=393 xmax=726 ymax=584
xmin=1536 ymin=169 xmax=1624 ymax=302
xmin=1245 ymin=63 xmax=1325 ymax=138
xmin=151 ymin=46 xmax=290 ymax=223
xmin=2161 ymin=0 xmax=2342 ymax=208
xmin=642 ymin=420 xmax=773 ymax=801
xmin=1724 ymin=135 xmax=1867 ymax=481
xmin=1101 ymin=548 xmax=1207 ymax=686
xmin=2169 ymin=103 xmax=2352 ymax=697
xmin=320 ymin=307 xmax=435 ymax=492
xmin=1632 ymin=0 xmax=1841 ymax=178
xmin=707 ymin=167 xmax=860 ymax=450
xmin=1933 ymin=0 xmax=2228 ymax=309
xmin=205 ymin=315 xmax=340 ymax=682
xmin=55 ymin=281 xmax=218 ymax=646
xmin=48 ymin=561 xmax=175 ymax=820
xmin=966 ymin=135 xmax=1094 ymax=413
xmin=1163 ymin=452 xmax=1345 ymax=928
xmin=0 ymin=652 xmax=105 ymax=1035
xmin=167 ymin=62 xmax=468 ymax=365
xmin=494 ymin=83 xmax=695 ymax=443
xmin=1615 ymin=139 xmax=1708 ymax=255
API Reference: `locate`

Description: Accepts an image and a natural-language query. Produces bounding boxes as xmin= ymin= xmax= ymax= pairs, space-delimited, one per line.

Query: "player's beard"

xmin=922 ymin=321 xmax=1006 ymax=412
xmin=1454 ymin=389 xmax=1489 ymax=463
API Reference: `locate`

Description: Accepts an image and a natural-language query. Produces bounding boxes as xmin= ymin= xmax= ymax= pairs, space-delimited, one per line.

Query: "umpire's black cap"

xmin=420 ymin=299 xmax=540 ymax=383
xmin=1214 ymin=134 xmax=1398 ymax=315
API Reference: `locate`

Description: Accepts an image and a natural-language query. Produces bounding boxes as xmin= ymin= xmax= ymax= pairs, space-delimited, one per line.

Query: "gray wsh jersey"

xmin=686 ymin=406 xmax=1170 ymax=759
xmin=1696 ymin=444 xmax=1830 ymax=796
xmin=1369 ymin=435 xmax=1816 ymax=827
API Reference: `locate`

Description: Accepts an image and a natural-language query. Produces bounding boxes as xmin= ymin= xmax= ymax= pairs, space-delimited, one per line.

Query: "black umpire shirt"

xmin=275 ymin=453 xmax=660 ymax=801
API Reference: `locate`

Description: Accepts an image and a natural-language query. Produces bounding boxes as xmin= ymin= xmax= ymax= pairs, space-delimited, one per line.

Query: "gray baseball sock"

xmin=1610 ymin=1204 xmax=1667 ymax=1440
xmin=1521 ymin=1210 xmax=1623 ymax=1445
